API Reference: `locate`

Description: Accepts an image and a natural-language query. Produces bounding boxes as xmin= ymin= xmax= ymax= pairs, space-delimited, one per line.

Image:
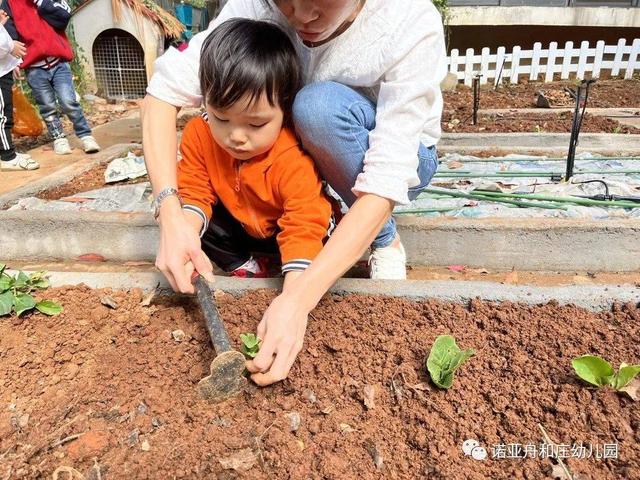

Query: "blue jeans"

xmin=292 ymin=81 xmax=438 ymax=248
xmin=26 ymin=62 xmax=92 ymax=140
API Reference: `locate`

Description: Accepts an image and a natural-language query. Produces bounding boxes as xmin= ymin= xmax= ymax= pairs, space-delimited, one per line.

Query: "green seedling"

xmin=239 ymin=333 xmax=260 ymax=359
xmin=426 ymin=335 xmax=475 ymax=389
xmin=0 ymin=264 xmax=63 ymax=317
xmin=572 ymin=355 xmax=640 ymax=390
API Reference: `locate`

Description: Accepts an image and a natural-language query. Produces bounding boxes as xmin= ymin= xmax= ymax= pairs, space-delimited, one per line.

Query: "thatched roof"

xmin=112 ymin=0 xmax=184 ymax=38
xmin=73 ymin=0 xmax=185 ymax=39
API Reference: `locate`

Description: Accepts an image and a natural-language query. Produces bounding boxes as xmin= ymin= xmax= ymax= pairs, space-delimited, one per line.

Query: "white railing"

xmin=448 ymin=38 xmax=640 ymax=86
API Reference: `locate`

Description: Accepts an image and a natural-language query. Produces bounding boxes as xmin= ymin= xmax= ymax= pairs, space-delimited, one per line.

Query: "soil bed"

xmin=442 ymin=111 xmax=640 ymax=134
xmin=443 ymin=78 xmax=640 ymax=111
xmin=1 ymin=286 xmax=638 ymax=479
xmin=37 ymin=148 xmax=147 ymax=201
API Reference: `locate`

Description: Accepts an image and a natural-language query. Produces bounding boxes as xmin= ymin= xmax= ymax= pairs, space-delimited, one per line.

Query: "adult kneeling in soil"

xmin=143 ymin=0 xmax=446 ymax=385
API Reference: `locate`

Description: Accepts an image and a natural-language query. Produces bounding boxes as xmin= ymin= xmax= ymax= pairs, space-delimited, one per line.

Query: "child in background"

xmin=174 ymin=18 xmax=333 ymax=280
xmin=0 ymin=7 xmax=38 ymax=170
xmin=9 ymin=0 xmax=100 ymax=155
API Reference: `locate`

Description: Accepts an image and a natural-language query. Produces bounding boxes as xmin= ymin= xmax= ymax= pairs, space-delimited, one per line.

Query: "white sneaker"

xmin=1 ymin=152 xmax=40 ymax=171
xmin=53 ymin=137 xmax=73 ymax=155
xmin=368 ymin=240 xmax=407 ymax=280
xmin=80 ymin=135 xmax=101 ymax=153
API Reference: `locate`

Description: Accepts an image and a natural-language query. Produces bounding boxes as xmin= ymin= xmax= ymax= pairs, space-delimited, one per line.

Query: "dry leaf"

xmin=140 ymin=291 xmax=155 ymax=307
xmin=76 ymin=253 xmax=106 ymax=262
xmin=320 ymin=404 xmax=335 ymax=415
xmin=284 ymin=411 xmax=301 ymax=432
xmin=504 ymin=270 xmax=519 ymax=284
xmin=363 ymin=384 xmax=376 ymax=410
xmin=620 ymin=378 xmax=639 ymax=401
xmin=219 ymin=448 xmax=258 ymax=472
xmin=363 ymin=438 xmax=384 ymax=470
xmin=550 ymin=463 xmax=572 ymax=480
xmin=447 ymin=265 xmax=466 ymax=273
xmin=469 ymin=268 xmax=490 ymax=275
xmin=339 ymin=423 xmax=355 ymax=433
xmin=410 ymin=382 xmax=431 ymax=392
xmin=446 ymin=160 xmax=464 ymax=169
xmin=100 ymin=295 xmax=119 ymax=309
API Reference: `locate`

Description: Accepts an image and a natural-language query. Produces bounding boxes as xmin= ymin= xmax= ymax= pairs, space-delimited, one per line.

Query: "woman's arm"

xmin=246 ymin=3 xmax=447 ymax=385
xmin=246 ymin=193 xmax=393 ymax=385
xmin=141 ymin=95 xmax=213 ymax=293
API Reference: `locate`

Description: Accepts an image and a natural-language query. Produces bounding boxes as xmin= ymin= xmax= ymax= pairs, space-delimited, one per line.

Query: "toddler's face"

xmin=206 ymin=93 xmax=284 ymax=161
xmin=274 ymin=0 xmax=361 ymax=44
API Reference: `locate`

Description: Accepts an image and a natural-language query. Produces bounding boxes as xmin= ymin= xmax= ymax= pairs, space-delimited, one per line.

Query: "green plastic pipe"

xmin=418 ymin=188 xmax=567 ymax=210
xmin=442 ymin=156 xmax=640 ymax=163
xmin=471 ymin=189 xmax=640 ymax=209
xmin=394 ymin=206 xmax=460 ymax=215
xmin=435 ymin=169 xmax=640 ymax=178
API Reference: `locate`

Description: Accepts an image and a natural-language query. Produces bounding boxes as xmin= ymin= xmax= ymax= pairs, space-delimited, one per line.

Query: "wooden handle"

xmin=193 ymin=275 xmax=232 ymax=354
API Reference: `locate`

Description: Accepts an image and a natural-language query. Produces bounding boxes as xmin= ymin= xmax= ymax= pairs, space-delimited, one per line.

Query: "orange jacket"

xmin=177 ymin=116 xmax=332 ymax=271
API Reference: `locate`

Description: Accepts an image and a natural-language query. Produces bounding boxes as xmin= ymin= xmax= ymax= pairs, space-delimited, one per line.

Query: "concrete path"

xmin=16 ymin=270 xmax=638 ymax=312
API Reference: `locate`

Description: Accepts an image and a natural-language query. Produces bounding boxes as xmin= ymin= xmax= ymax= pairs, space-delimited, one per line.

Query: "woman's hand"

xmin=245 ymin=194 xmax=394 ymax=386
xmin=11 ymin=41 xmax=26 ymax=59
xmin=245 ymin=290 xmax=309 ymax=386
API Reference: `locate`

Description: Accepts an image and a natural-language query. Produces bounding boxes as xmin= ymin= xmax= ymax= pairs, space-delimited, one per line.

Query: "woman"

xmin=142 ymin=0 xmax=446 ymax=386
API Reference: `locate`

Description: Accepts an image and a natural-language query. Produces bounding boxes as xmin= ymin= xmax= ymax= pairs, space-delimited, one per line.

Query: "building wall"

xmin=70 ymin=0 xmax=163 ymax=92
xmin=448 ymin=6 xmax=640 ymax=27
xmin=448 ymin=24 xmax=640 ymax=52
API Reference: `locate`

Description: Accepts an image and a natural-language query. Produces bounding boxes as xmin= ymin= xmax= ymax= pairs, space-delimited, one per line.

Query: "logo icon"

xmin=462 ymin=439 xmax=488 ymax=461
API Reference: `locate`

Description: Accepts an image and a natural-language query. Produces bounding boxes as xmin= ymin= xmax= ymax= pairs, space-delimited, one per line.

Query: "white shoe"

xmin=368 ymin=240 xmax=407 ymax=280
xmin=80 ymin=135 xmax=101 ymax=153
xmin=1 ymin=152 xmax=40 ymax=171
xmin=53 ymin=137 xmax=73 ymax=155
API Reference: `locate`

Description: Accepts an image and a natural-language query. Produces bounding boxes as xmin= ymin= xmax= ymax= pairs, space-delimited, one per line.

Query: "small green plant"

xmin=426 ymin=335 xmax=475 ymax=389
xmin=572 ymin=355 xmax=640 ymax=390
xmin=239 ymin=333 xmax=260 ymax=358
xmin=0 ymin=264 xmax=63 ymax=317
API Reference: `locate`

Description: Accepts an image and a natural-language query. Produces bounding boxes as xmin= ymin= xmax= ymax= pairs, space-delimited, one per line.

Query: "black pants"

xmin=0 ymin=71 xmax=16 ymax=161
xmin=201 ymin=202 xmax=280 ymax=272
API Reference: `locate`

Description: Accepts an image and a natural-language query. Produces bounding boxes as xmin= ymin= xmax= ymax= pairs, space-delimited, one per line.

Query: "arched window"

xmin=92 ymin=29 xmax=147 ymax=99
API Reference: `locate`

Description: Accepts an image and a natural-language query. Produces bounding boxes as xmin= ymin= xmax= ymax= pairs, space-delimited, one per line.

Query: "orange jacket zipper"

xmin=235 ymin=161 xmax=265 ymax=238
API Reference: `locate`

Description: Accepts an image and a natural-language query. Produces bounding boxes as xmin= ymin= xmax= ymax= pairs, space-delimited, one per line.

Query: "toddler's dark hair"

xmin=199 ymin=19 xmax=302 ymax=123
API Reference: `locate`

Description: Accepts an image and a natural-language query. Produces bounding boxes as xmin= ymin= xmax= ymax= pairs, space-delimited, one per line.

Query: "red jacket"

xmin=9 ymin=0 xmax=73 ymax=69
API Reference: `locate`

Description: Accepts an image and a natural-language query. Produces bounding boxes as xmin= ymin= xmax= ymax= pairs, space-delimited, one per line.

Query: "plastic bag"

xmin=12 ymin=86 xmax=43 ymax=137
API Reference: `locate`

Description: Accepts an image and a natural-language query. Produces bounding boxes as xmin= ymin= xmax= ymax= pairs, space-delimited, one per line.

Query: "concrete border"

xmin=22 ymin=270 xmax=640 ymax=312
xmin=2 ymin=212 xmax=640 ymax=271
xmin=438 ymin=133 xmax=640 ymax=156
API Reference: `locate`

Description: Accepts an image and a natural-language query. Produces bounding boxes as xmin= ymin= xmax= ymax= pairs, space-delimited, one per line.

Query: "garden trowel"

xmin=192 ymin=274 xmax=247 ymax=403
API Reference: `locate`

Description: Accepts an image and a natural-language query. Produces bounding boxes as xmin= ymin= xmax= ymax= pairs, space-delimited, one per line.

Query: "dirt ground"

xmin=443 ymin=78 xmax=640 ymax=111
xmin=441 ymin=111 xmax=640 ymax=134
xmin=37 ymin=148 xmax=146 ymax=202
xmin=1 ymin=287 xmax=638 ymax=479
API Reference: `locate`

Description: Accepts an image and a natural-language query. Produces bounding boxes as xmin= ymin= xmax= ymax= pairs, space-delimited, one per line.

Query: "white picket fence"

xmin=448 ymin=38 xmax=640 ymax=86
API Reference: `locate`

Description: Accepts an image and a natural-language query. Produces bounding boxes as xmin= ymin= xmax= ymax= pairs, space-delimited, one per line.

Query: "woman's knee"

xmin=292 ymin=81 xmax=342 ymax=133
xmin=293 ymin=81 xmax=375 ymax=148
